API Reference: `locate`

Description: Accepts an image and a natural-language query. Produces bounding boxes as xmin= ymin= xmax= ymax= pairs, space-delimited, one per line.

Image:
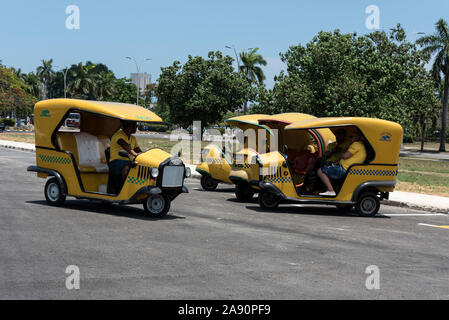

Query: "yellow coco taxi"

xmin=228 ymin=113 xmax=335 ymax=201
xmin=255 ymin=117 xmax=403 ymax=217
xmin=27 ymin=99 xmax=190 ymax=218
xmin=195 ymin=114 xmax=273 ymax=198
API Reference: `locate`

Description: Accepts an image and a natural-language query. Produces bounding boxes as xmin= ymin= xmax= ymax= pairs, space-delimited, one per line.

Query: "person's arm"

xmin=341 ymin=143 xmax=358 ymax=160
xmin=341 ymin=150 xmax=353 ymax=160
xmin=134 ymin=146 xmax=142 ymax=154
xmin=118 ymin=139 xmax=138 ymax=157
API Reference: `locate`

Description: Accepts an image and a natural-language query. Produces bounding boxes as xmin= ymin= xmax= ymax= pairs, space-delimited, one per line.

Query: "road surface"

xmin=1 ymin=148 xmax=448 ymax=299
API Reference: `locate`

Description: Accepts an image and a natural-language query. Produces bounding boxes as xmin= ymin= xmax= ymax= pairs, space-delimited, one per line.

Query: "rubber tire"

xmin=143 ymin=193 xmax=170 ymax=218
xmin=258 ymin=191 xmax=280 ymax=210
xmin=235 ymin=183 xmax=255 ymax=202
xmin=355 ymin=192 xmax=380 ymax=217
xmin=200 ymin=175 xmax=218 ymax=191
xmin=336 ymin=204 xmax=354 ymax=211
xmin=44 ymin=177 xmax=66 ymax=206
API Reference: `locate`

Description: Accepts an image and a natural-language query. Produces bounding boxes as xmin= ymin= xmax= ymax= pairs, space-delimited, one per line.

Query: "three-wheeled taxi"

xmin=228 ymin=113 xmax=335 ymax=201
xmin=195 ymin=114 xmax=273 ymax=199
xmin=255 ymin=117 xmax=402 ymax=217
xmin=27 ymin=99 xmax=190 ymax=218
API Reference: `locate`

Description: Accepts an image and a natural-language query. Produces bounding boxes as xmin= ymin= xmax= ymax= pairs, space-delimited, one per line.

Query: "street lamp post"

xmin=126 ymin=57 xmax=151 ymax=105
xmin=225 ymin=45 xmax=240 ymax=71
xmin=56 ymin=66 xmax=69 ymax=98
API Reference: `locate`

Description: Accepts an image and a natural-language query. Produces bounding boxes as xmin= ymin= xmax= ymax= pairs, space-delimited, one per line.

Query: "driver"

xmin=109 ymin=121 xmax=142 ymax=181
xmin=317 ymin=131 xmax=366 ymax=197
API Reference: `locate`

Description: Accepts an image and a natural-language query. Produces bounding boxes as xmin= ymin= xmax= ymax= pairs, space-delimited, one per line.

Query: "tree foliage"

xmin=252 ymin=25 xmax=439 ymax=135
xmin=417 ymin=18 xmax=449 ymax=151
xmin=0 ymin=64 xmax=36 ymax=117
xmin=156 ymin=51 xmax=253 ymax=128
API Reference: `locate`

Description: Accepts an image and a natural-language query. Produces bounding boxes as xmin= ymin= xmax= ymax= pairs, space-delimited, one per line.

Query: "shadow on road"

xmin=243 ymin=204 xmax=390 ymax=219
xmin=26 ymin=200 xmax=186 ymax=221
xmin=192 ymin=187 xmax=235 ymax=193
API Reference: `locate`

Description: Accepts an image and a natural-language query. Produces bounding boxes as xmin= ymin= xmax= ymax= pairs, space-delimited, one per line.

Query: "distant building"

xmin=130 ymin=72 xmax=151 ymax=94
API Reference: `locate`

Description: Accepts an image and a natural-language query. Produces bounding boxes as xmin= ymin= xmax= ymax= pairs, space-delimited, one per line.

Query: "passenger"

xmin=317 ymin=132 xmax=366 ymax=196
xmin=109 ymin=121 xmax=142 ymax=181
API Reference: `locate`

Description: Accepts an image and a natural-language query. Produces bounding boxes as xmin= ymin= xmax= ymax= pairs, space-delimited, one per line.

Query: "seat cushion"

xmin=74 ymin=132 xmax=109 ymax=173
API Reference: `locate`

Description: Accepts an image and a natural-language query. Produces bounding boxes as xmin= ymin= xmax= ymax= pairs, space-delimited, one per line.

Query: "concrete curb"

xmin=2 ymin=139 xmax=448 ymax=213
xmin=0 ymin=140 xmax=35 ymax=152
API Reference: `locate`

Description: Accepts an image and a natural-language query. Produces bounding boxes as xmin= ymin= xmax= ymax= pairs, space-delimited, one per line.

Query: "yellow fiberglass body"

xmin=195 ymin=114 xmax=273 ymax=196
xmin=254 ymin=117 xmax=403 ymax=217
xmin=228 ymin=112 xmax=336 ymax=201
xmin=27 ymin=98 xmax=190 ymax=218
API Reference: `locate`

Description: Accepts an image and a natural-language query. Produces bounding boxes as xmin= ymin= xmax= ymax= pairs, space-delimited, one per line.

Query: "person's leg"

xmin=121 ymin=165 xmax=130 ymax=182
xmin=317 ymin=168 xmax=335 ymax=192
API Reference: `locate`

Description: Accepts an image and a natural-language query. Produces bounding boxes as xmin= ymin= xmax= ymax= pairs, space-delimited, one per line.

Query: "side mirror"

xmin=283 ymin=145 xmax=288 ymax=154
xmin=119 ymin=150 xmax=129 ymax=158
xmin=177 ymin=151 xmax=182 ymax=157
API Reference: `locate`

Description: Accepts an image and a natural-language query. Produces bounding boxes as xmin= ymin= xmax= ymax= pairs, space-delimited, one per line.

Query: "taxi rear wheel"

xmin=258 ymin=191 xmax=280 ymax=210
xmin=355 ymin=192 xmax=380 ymax=217
xmin=143 ymin=194 xmax=170 ymax=218
xmin=235 ymin=183 xmax=255 ymax=202
xmin=200 ymin=175 xmax=218 ymax=191
xmin=44 ymin=178 xmax=66 ymax=206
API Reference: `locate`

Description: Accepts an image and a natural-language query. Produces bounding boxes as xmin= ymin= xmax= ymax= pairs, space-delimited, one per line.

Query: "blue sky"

xmin=1 ymin=0 xmax=448 ymax=88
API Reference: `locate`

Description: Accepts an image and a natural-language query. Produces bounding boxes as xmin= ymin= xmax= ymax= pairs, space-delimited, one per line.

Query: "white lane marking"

xmin=418 ymin=223 xmax=438 ymax=227
xmin=418 ymin=223 xmax=449 ymax=230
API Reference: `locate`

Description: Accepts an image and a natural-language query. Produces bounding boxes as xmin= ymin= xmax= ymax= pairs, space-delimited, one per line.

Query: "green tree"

xmin=112 ymin=78 xmax=142 ymax=105
xmin=156 ymin=51 xmax=253 ymax=129
xmin=239 ymin=48 xmax=267 ymax=114
xmin=254 ymin=26 xmax=439 ymax=136
xmin=0 ymin=66 xmax=36 ymax=118
xmin=36 ymin=59 xmax=54 ymax=100
xmin=21 ymin=72 xmax=42 ymax=99
xmin=68 ymin=62 xmax=97 ymax=99
xmin=93 ymin=71 xmax=117 ymax=100
xmin=417 ymin=18 xmax=449 ymax=151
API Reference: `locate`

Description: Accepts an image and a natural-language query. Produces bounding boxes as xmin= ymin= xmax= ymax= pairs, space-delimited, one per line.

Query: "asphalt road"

xmin=1 ymin=148 xmax=449 ymax=299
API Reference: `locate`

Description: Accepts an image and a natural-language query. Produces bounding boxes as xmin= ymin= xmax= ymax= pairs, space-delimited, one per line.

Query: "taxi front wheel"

xmin=44 ymin=177 xmax=66 ymax=206
xmin=258 ymin=191 xmax=280 ymax=210
xmin=200 ymin=175 xmax=218 ymax=191
xmin=355 ymin=192 xmax=380 ymax=217
xmin=143 ymin=194 xmax=170 ymax=218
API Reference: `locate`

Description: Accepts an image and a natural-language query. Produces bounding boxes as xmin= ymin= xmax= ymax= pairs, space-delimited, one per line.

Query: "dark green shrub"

xmin=402 ymin=134 xmax=414 ymax=143
xmin=149 ymin=124 xmax=169 ymax=132
xmin=1 ymin=118 xmax=15 ymax=126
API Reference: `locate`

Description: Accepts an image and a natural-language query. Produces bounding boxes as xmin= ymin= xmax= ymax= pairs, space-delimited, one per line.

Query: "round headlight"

xmin=150 ymin=167 xmax=159 ymax=178
xmin=185 ymin=167 xmax=191 ymax=178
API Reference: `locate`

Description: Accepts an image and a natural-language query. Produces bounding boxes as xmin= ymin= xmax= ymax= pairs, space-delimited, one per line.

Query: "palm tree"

xmin=417 ymin=19 xmax=449 ymax=152
xmin=36 ymin=59 xmax=54 ymax=100
xmin=93 ymin=72 xmax=117 ymax=100
xmin=68 ymin=62 xmax=97 ymax=99
xmin=239 ymin=48 xmax=267 ymax=114
xmin=21 ymin=72 xmax=42 ymax=99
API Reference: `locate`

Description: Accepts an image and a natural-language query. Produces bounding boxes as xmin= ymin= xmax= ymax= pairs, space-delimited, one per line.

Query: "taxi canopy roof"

xmin=259 ymin=112 xmax=316 ymax=124
xmin=259 ymin=113 xmax=335 ymax=151
xmin=285 ymin=117 xmax=403 ymax=164
xmin=225 ymin=114 xmax=274 ymax=136
xmin=34 ymin=99 xmax=162 ymax=123
xmin=34 ymin=99 xmax=163 ymax=149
